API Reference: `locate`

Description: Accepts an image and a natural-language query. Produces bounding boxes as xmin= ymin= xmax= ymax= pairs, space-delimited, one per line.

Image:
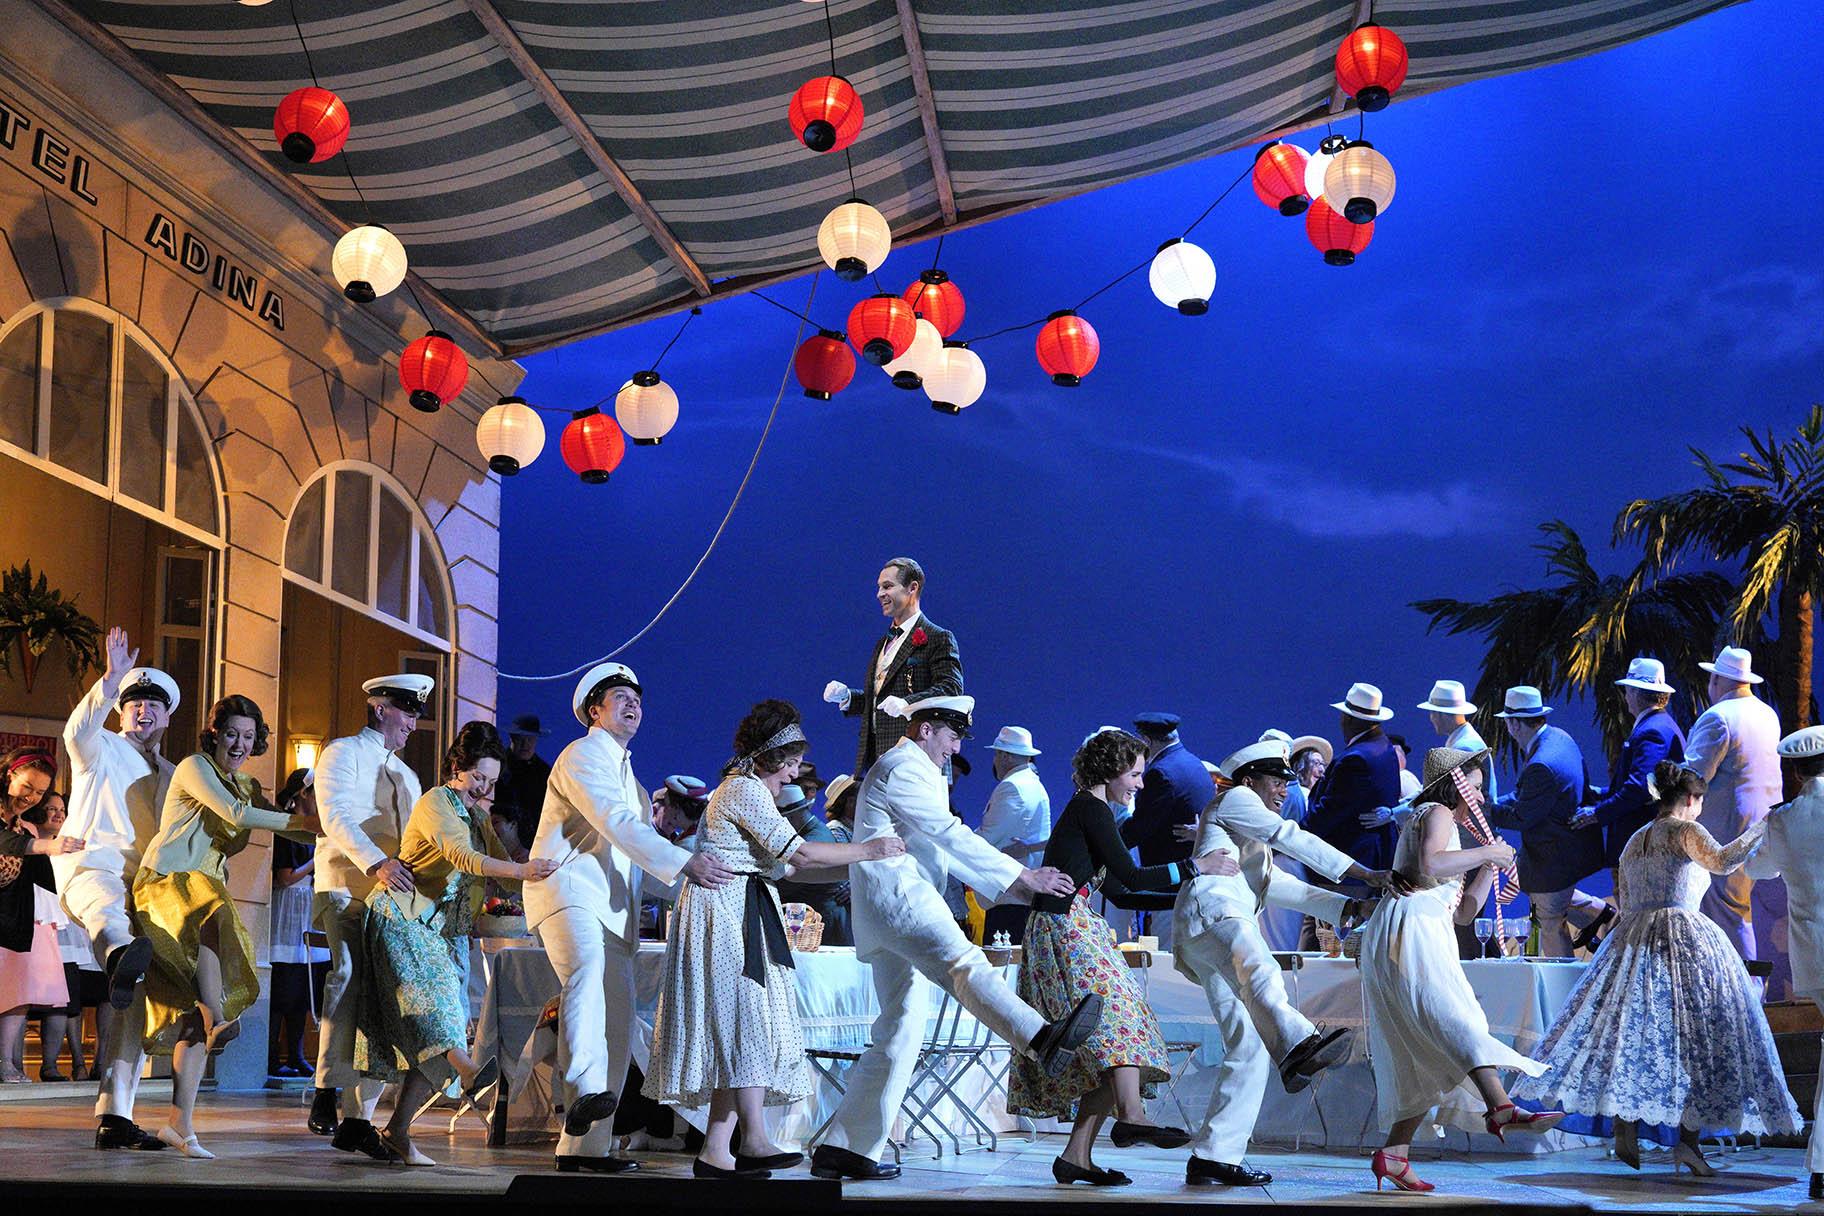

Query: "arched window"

xmin=283 ymin=463 xmax=452 ymax=651
xmin=0 ymin=299 xmax=223 ymax=544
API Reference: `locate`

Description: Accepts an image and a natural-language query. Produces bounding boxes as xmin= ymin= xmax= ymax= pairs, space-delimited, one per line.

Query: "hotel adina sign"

xmin=0 ymin=92 xmax=285 ymax=333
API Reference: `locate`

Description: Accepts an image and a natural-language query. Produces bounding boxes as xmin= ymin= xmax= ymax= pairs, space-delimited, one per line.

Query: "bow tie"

xmin=887 ymin=625 xmax=904 ymax=639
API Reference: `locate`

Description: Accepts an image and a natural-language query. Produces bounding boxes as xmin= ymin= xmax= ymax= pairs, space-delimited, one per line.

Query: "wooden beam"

xmin=893 ymin=0 xmax=957 ymax=225
xmin=463 ymin=0 xmax=711 ymax=297
xmin=29 ymin=0 xmax=505 ymax=359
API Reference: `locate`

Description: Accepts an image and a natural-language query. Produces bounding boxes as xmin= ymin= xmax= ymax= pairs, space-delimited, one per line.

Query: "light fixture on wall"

xmin=291 ymin=736 xmax=321 ymax=773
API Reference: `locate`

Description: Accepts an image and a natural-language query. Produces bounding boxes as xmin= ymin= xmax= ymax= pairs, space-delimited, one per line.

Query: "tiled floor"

xmin=0 ymin=1092 xmax=1813 ymax=1211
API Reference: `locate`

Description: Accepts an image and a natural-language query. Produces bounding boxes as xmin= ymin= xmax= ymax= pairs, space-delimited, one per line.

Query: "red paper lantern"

xmin=398 ymin=330 xmax=468 ymax=413
xmin=1335 ymin=23 xmax=1409 ymax=113
xmin=901 ymin=269 xmax=966 ymax=338
xmin=274 ymin=86 xmax=350 ymax=164
xmin=847 ymin=294 xmax=916 ymax=366
xmin=1034 ymin=310 xmax=1099 ymax=387
xmin=560 ymin=407 xmax=626 ymax=484
xmin=1305 ymin=197 xmax=1374 ymax=266
xmin=1251 ymin=141 xmax=1310 ymax=216
xmin=788 ymin=75 xmax=864 ymax=153
xmin=795 ymin=330 xmax=857 ymax=400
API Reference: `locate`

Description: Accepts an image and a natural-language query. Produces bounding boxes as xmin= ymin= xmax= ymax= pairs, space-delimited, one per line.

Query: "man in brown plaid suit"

xmin=824 ymin=557 xmax=964 ymax=777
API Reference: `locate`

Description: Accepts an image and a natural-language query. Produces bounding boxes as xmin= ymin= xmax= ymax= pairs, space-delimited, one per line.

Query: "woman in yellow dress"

xmin=135 ymin=695 xmax=318 ymax=1158
xmin=359 ymin=720 xmax=557 ymax=1165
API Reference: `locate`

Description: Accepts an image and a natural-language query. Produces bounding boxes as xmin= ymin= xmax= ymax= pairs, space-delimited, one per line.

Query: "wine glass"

xmin=1474 ymin=917 xmax=1495 ymax=957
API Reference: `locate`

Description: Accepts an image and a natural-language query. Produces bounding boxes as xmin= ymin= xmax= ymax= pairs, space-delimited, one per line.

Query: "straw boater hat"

xmin=1332 ymin=682 xmax=1393 ymax=722
xmin=1416 ymin=746 xmax=1492 ymax=805
xmin=823 ymin=773 xmax=857 ymax=807
xmin=1288 ymin=735 xmax=1333 ymax=766
xmin=1699 ymin=645 xmax=1763 ymax=686
xmin=1416 ymin=679 xmax=1477 ymax=715
xmin=1615 ymin=657 xmax=1674 ymax=695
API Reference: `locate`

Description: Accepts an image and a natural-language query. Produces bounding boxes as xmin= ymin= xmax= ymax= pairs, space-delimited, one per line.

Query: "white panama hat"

xmin=1332 ymin=682 xmax=1393 ymax=722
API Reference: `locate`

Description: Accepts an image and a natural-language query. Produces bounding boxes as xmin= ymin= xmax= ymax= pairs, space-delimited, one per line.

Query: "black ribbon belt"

xmin=742 ymin=873 xmax=796 ymax=985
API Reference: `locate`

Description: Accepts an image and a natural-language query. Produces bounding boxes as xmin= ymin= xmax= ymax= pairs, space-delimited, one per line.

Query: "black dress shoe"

xmin=693 ymin=1158 xmax=773 ymax=1179
xmin=735 ymin=1150 xmax=803 ymax=1171
xmin=1569 ymin=905 xmax=1616 ymax=952
xmin=556 ymin=1155 xmax=641 ymax=1174
xmin=331 ymin=1117 xmax=399 ymax=1161
xmin=1030 ymin=993 xmax=1105 ymax=1077
xmin=95 ymin=1115 xmax=166 ymax=1151
xmin=563 ymin=1090 xmax=618 ymax=1136
xmin=810 ymin=1144 xmax=901 ymax=1180
xmin=1109 ymin=1120 xmax=1191 ymax=1149
xmin=1279 ymin=1026 xmax=1351 ymax=1094
xmin=1052 ymin=1157 xmax=1131 ymax=1186
xmin=308 ymin=1087 xmax=341 ymax=1136
xmin=104 ymin=938 xmax=153 ymax=1012
xmin=1811 ymin=1172 xmax=1823 ymax=1201
xmin=1186 ymin=1156 xmax=1271 ymax=1187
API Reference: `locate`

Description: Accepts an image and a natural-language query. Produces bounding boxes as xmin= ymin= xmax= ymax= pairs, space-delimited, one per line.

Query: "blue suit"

xmin=1304 ymin=728 xmax=1403 ymax=885
xmin=1120 ymin=740 xmax=1207 ymax=867
xmin=1491 ymin=723 xmax=1605 ymax=894
xmin=1586 ymin=709 xmax=1686 ymax=869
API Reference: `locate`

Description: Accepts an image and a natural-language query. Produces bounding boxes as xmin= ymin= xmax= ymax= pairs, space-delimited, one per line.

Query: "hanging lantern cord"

xmin=287 ymin=0 xmax=324 ymax=90
xmin=649 ymin=306 xmax=702 ymax=372
xmin=821 ymin=0 xmax=839 ymax=77
xmin=1181 ymin=160 xmax=1254 ymax=238
xmin=289 ymin=0 xmax=376 ymax=225
xmin=497 ymin=275 xmax=820 ymax=682
xmin=928 ymin=233 xmax=944 ymax=274
xmin=751 ymin=290 xmax=821 ymax=327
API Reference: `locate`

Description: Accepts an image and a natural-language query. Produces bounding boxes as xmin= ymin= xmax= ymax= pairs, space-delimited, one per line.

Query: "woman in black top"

xmin=1009 ymin=728 xmax=1237 ymax=1186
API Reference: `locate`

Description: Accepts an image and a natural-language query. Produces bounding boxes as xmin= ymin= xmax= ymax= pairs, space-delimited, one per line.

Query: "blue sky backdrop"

xmin=499 ymin=0 xmax=1823 ymax=817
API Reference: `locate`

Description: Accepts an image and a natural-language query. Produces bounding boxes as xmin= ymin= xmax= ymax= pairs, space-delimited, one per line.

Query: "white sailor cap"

xmin=1218 ymin=738 xmax=1297 ymax=782
xmin=118 ymin=667 xmax=181 ymax=712
xmin=361 ymin=673 xmax=434 ymax=714
xmin=572 ymin=662 xmax=641 ymax=727
xmin=881 ymin=693 xmax=975 ymax=736
xmin=1778 ymin=725 xmax=1824 ymax=759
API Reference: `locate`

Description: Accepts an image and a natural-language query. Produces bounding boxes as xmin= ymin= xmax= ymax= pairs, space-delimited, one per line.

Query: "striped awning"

xmin=53 ymin=0 xmax=1734 ymax=357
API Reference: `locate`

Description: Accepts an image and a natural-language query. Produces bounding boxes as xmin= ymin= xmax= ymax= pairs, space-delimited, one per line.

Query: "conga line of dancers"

xmin=6 ymin=559 xmax=1815 ymax=1197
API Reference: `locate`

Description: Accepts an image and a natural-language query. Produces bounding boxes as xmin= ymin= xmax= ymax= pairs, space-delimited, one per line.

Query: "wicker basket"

xmin=781 ymin=902 xmax=824 ymax=952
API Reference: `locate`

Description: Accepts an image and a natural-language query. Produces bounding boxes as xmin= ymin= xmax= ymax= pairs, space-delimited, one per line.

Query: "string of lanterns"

xmin=256 ymin=0 xmax=1409 ymax=478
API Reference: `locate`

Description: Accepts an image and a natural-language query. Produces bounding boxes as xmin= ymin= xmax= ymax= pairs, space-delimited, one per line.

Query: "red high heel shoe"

xmin=1485 ymin=1103 xmax=1565 ymax=1140
xmin=1371 ymin=1150 xmax=1434 ymax=1192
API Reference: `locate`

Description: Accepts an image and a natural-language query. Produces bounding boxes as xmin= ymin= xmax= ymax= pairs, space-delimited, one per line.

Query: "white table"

xmin=474 ymin=942 xmax=1587 ymax=1154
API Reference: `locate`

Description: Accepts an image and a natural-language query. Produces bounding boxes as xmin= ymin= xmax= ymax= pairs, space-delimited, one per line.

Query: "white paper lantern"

xmin=476 ymin=396 xmax=545 ymax=475
xmin=923 ymin=342 xmax=986 ymax=414
xmin=817 ymin=199 xmax=891 ymax=282
xmin=883 ymin=317 xmax=942 ymax=389
xmin=1304 ymin=135 xmax=1347 ymax=203
xmin=615 ymin=371 xmax=679 ymax=445
xmin=1148 ymin=238 xmax=1216 ymax=315
xmin=331 ymin=224 xmax=408 ymax=302
xmin=1323 ymin=140 xmax=1396 ymax=224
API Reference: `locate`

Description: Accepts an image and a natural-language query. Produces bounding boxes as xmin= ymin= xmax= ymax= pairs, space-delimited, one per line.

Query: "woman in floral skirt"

xmin=1010 ymin=728 xmax=1237 ymax=1186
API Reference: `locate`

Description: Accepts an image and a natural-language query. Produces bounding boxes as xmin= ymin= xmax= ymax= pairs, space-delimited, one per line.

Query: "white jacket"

xmin=315 ymin=727 xmax=422 ymax=898
xmin=1173 ymin=785 xmax=1355 ymax=942
xmin=979 ymin=764 xmax=1051 ymax=854
xmin=850 ymin=738 xmax=1024 ymax=961
xmin=1686 ymin=693 xmax=1782 ymax=831
xmin=524 ymin=727 xmax=689 ymax=943
xmin=54 ymin=677 xmax=175 ymax=889
xmin=1747 ymin=775 xmax=1824 ymax=996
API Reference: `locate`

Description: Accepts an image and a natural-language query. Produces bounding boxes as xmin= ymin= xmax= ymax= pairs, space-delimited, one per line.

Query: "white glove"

xmin=823 ymin=680 xmax=851 ymax=707
xmin=878 ymin=695 xmax=911 ymax=720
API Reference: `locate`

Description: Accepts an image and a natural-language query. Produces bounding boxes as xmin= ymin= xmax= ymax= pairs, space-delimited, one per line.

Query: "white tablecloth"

xmin=474 ymin=942 xmax=1587 ymax=1155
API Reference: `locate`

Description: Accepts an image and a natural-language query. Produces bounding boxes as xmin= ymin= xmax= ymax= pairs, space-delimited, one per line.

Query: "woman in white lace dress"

xmin=1512 ymin=761 xmax=1801 ymax=1175
xmin=644 ymin=700 xmax=903 ymax=1179
xmin=1359 ymin=747 xmax=1563 ymax=1192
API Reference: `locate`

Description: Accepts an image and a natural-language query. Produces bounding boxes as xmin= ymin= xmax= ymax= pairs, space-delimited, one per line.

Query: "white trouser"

xmin=826 ymin=911 xmax=1046 ymax=1163
xmin=1698 ymin=803 xmax=1760 ymax=964
xmin=1176 ymin=918 xmax=1314 ymax=1165
xmin=62 ymin=867 xmax=146 ymax=1119
xmin=1806 ymin=991 xmax=1824 ymax=1174
xmin=541 ymin=907 xmax=637 ymax=1159
xmin=312 ymin=890 xmax=381 ymax=1120
xmin=1528 ymin=888 xmax=1607 ymax=958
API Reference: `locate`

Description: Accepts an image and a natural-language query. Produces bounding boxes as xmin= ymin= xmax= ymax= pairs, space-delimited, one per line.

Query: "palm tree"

xmin=1412 ymin=522 xmax=1737 ymax=761
xmin=1616 ymin=405 xmax=1824 ymax=728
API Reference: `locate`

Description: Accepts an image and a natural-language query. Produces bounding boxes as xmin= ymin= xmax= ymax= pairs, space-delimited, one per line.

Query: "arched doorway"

xmin=0 ymin=297 xmax=225 ymax=756
xmin=279 ymin=462 xmax=455 ymax=789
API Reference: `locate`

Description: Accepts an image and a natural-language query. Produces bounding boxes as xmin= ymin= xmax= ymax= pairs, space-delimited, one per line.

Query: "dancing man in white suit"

xmin=310 ymin=671 xmax=434 ymax=1160
xmin=1747 ymin=725 xmax=1824 ymax=1200
xmin=524 ymin=662 xmax=735 ymax=1174
xmin=810 ymin=694 xmax=1103 ymax=1182
xmin=58 ymin=627 xmax=172 ymax=1151
xmin=1174 ymin=738 xmax=1391 ymax=1188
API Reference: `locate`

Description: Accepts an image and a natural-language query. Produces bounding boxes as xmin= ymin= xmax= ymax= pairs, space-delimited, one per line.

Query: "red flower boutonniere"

xmin=910 ymin=627 xmax=928 ymax=647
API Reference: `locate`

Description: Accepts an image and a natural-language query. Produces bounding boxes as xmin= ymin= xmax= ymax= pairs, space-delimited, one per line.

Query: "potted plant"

xmin=0 ymin=562 xmax=103 ymax=692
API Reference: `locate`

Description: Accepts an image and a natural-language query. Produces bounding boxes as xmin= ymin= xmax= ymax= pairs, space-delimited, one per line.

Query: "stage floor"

xmin=0 ymin=1092 xmax=1813 ymax=1213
